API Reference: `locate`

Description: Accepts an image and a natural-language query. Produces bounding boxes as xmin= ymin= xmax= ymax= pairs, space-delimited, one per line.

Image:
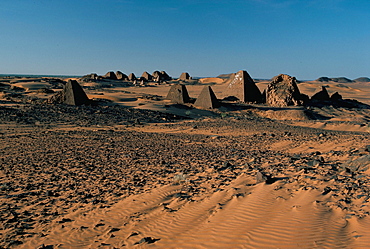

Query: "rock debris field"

xmin=1 ymin=72 xmax=370 ymax=248
xmin=1 ymin=102 xmax=370 ymax=248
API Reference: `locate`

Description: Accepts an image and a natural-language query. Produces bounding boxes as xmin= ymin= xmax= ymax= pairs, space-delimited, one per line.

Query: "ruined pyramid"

xmin=311 ymin=86 xmax=330 ymax=101
xmin=104 ymin=71 xmax=117 ymax=80
xmin=179 ymin=72 xmax=191 ymax=80
xmin=194 ymin=86 xmax=219 ymax=109
xmin=152 ymin=71 xmax=172 ymax=82
xmin=166 ymin=84 xmax=190 ymax=104
xmin=265 ymin=74 xmax=303 ymax=107
xmin=48 ymin=80 xmax=90 ymax=105
xmin=116 ymin=71 xmax=129 ymax=81
xmin=128 ymin=73 xmax=137 ymax=81
xmin=223 ymin=70 xmax=262 ymax=103
xmin=141 ymin=71 xmax=153 ymax=81
xmin=63 ymin=80 xmax=90 ymax=105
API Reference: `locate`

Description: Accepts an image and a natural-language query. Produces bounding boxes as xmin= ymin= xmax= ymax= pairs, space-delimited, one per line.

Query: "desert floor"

xmin=1 ymin=76 xmax=370 ymax=248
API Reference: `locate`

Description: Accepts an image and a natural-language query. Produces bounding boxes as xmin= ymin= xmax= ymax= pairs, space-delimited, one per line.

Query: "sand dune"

xmin=21 ymin=174 xmax=370 ymax=248
xmin=199 ymin=77 xmax=225 ymax=84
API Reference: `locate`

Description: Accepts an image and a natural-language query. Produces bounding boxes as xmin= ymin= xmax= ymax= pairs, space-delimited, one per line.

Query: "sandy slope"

xmin=21 ymin=167 xmax=370 ymax=248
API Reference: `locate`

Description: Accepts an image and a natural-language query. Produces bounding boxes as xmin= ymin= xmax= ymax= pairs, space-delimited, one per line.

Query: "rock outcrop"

xmin=166 ymin=84 xmax=190 ymax=104
xmin=194 ymin=86 xmax=219 ymax=109
xmin=311 ymin=86 xmax=330 ymax=101
xmin=48 ymin=80 xmax=90 ymax=105
xmin=330 ymin=92 xmax=342 ymax=100
xmin=265 ymin=74 xmax=303 ymax=107
xmin=223 ymin=70 xmax=262 ymax=103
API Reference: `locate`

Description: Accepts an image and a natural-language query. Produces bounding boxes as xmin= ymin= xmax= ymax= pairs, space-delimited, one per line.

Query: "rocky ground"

xmin=1 ymin=100 xmax=369 ymax=248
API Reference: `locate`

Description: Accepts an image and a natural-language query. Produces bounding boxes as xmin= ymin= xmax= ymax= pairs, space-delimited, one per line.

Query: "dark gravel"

xmin=0 ymin=101 xmax=369 ymax=247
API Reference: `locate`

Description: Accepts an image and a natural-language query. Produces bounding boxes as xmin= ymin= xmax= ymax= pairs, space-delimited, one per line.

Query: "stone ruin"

xmin=223 ymin=70 xmax=262 ymax=103
xmin=128 ymin=73 xmax=137 ymax=81
xmin=80 ymin=73 xmax=98 ymax=82
xmin=194 ymin=86 xmax=220 ymax=109
xmin=80 ymin=70 xmax=173 ymax=84
xmin=160 ymin=71 xmax=172 ymax=81
xmin=166 ymin=84 xmax=190 ymax=104
xmin=141 ymin=71 xmax=153 ymax=81
xmin=152 ymin=71 xmax=172 ymax=82
xmin=116 ymin=71 xmax=129 ymax=81
xmin=104 ymin=71 xmax=117 ymax=80
xmin=265 ymin=74 xmax=304 ymax=107
xmin=179 ymin=72 xmax=191 ymax=81
xmin=48 ymin=80 xmax=90 ymax=106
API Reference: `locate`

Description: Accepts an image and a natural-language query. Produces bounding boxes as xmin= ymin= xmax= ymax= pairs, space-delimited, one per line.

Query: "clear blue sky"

xmin=0 ymin=0 xmax=369 ymax=80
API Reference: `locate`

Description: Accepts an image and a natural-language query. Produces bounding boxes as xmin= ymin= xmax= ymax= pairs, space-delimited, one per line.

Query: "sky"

xmin=0 ymin=0 xmax=369 ymax=80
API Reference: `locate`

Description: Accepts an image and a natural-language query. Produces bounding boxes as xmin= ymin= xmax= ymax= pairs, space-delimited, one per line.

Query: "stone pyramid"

xmin=160 ymin=71 xmax=172 ymax=81
xmin=116 ymin=71 xmax=128 ymax=81
xmin=141 ymin=71 xmax=153 ymax=81
xmin=179 ymin=72 xmax=191 ymax=80
xmin=48 ymin=80 xmax=89 ymax=105
xmin=128 ymin=73 xmax=137 ymax=81
xmin=166 ymin=84 xmax=190 ymax=104
xmin=64 ymin=80 xmax=90 ymax=105
xmin=152 ymin=71 xmax=172 ymax=82
xmin=152 ymin=71 xmax=161 ymax=81
xmin=194 ymin=86 xmax=219 ymax=109
xmin=104 ymin=71 xmax=117 ymax=80
xmin=223 ymin=70 xmax=262 ymax=103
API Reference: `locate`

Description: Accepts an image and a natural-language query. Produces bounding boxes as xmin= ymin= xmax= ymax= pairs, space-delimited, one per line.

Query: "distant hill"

xmin=316 ymin=77 xmax=353 ymax=83
xmin=217 ymin=73 xmax=235 ymax=79
xmin=354 ymin=77 xmax=370 ymax=82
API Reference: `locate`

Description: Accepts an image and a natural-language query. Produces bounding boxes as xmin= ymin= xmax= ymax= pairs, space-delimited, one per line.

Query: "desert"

xmin=1 ymin=70 xmax=370 ymax=248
